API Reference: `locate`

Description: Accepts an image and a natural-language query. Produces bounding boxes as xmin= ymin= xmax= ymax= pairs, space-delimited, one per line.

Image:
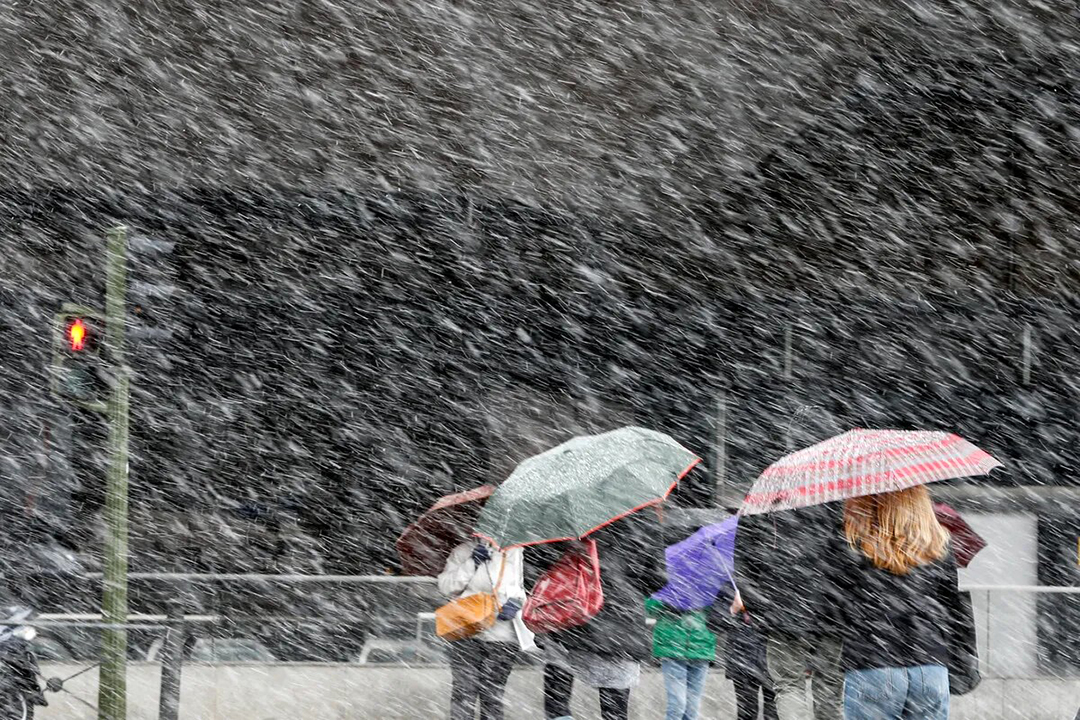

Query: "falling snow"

xmin=0 ymin=0 xmax=1077 ymax=717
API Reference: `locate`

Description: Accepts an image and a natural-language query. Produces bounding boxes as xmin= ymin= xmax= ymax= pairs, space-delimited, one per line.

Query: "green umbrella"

xmin=474 ymin=426 xmax=701 ymax=549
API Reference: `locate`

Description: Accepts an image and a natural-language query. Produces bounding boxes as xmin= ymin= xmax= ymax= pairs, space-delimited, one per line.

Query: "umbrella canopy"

xmin=934 ymin=502 xmax=988 ymax=569
xmin=652 ymin=515 xmax=738 ymax=611
xmin=395 ymin=485 xmax=495 ymax=576
xmin=474 ymin=426 xmax=700 ymax=549
xmin=740 ymin=429 xmax=1002 ymax=516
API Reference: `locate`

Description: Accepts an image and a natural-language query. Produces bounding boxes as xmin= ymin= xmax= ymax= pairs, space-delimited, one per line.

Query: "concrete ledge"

xmin=35 ymin=664 xmax=1080 ymax=719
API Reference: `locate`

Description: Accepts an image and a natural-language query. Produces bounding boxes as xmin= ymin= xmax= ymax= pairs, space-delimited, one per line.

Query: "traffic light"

xmin=51 ymin=304 xmax=110 ymax=412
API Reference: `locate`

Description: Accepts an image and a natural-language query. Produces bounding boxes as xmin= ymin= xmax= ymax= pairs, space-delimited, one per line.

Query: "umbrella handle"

xmin=717 ymin=554 xmax=739 ymax=597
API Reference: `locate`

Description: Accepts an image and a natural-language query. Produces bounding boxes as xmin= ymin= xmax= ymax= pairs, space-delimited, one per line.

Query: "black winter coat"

xmin=706 ymin=587 xmax=770 ymax=682
xmin=725 ymin=618 xmax=771 ymax=682
xmin=733 ymin=504 xmax=846 ymax=637
xmin=830 ymin=543 xmax=962 ymax=672
xmin=535 ymin=512 xmax=667 ymax=661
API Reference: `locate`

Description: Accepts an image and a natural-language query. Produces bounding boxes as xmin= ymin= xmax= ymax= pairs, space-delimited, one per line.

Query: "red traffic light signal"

xmin=68 ymin=319 xmax=88 ymax=351
xmin=52 ymin=308 xmax=109 ymax=411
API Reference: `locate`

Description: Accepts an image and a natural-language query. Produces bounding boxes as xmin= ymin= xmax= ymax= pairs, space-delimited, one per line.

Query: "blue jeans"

xmin=844 ymin=665 xmax=949 ymax=720
xmin=661 ymin=659 xmax=710 ymax=720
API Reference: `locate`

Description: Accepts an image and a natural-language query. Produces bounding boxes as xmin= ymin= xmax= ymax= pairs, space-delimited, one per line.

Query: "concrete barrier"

xmin=35 ymin=664 xmax=1080 ymax=720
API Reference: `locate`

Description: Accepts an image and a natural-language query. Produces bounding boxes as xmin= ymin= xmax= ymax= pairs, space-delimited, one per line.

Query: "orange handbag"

xmin=436 ymin=552 xmax=507 ymax=642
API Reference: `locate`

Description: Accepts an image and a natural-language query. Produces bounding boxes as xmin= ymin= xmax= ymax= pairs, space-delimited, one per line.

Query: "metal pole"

xmin=984 ymin=588 xmax=992 ymax=677
xmin=98 ymin=225 xmax=130 ymax=720
xmin=1021 ymin=323 xmax=1033 ymax=386
xmin=713 ymin=390 xmax=727 ymax=504
xmin=782 ymin=323 xmax=793 ymax=382
xmin=157 ymin=604 xmax=185 ymax=720
xmin=782 ymin=324 xmax=795 ymax=452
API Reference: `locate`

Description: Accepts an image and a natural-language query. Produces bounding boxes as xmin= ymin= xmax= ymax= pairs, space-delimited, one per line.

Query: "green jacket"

xmin=644 ymin=597 xmax=717 ymax=661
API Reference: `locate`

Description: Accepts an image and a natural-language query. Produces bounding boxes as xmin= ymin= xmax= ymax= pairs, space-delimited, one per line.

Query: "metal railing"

xmin=13 ymin=577 xmax=1080 ymax=718
xmin=963 ymin=585 xmax=1080 ymax=680
xmin=16 ymin=573 xmax=442 ymax=718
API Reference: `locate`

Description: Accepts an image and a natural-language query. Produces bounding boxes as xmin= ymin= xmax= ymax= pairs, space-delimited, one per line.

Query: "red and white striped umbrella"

xmin=739 ymin=429 xmax=1002 ymax=516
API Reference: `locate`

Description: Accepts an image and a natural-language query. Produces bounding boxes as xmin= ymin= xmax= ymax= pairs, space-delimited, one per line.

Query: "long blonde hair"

xmin=844 ymin=486 xmax=950 ymax=575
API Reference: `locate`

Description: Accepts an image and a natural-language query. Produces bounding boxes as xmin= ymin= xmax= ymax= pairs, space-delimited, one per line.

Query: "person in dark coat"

xmin=525 ymin=541 xmax=577 ymax=720
xmin=525 ymin=542 xmax=577 ymax=720
xmin=830 ymin=485 xmax=960 ymax=720
xmin=708 ymin=589 xmax=778 ymax=720
xmin=531 ymin=509 xmax=668 ymax=720
xmin=733 ymin=503 xmax=845 ymax=720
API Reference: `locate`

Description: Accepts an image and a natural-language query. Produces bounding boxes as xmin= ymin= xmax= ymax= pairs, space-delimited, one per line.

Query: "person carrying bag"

xmin=524 ymin=538 xmax=604 ymax=634
xmin=437 ymin=539 xmax=535 ymax=720
xmin=437 ymin=545 xmax=507 ymax=642
xmin=532 ymin=513 xmax=667 ymax=720
xmin=830 ymin=486 xmax=962 ymax=720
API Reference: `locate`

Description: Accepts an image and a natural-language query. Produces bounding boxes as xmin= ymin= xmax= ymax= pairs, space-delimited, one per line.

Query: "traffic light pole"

xmin=98 ymin=226 xmax=130 ymax=720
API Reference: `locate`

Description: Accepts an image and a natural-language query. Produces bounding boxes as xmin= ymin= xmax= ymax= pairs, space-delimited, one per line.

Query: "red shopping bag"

xmin=523 ymin=539 xmax=604 ymax=634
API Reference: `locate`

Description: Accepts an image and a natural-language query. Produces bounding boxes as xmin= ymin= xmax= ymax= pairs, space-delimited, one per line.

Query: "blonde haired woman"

xmin=831 ymin=485 xmax=962 ymax=720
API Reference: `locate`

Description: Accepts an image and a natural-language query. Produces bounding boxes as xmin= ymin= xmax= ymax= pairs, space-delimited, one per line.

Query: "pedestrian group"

xmin=403 ymin=427 xmax=991 ymax=720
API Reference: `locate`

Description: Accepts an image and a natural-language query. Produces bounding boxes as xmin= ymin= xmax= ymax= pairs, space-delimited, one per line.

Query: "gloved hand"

xmin=471 ymin=543 xmax=492 ymax=567
xmin=497 ymin=599 xmax=521 ymax=621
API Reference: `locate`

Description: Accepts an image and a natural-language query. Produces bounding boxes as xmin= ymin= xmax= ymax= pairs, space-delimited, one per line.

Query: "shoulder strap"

xmin=494 ymin=550 xmax=508 ymax=592
xmin=484 ymin=548 xmax=508 ymax=593
xmin=585 ymin=538 xmax=601 ymax=577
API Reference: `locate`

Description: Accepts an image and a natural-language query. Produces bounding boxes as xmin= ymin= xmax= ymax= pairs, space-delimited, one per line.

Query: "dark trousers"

xmin=598 ymin=687 xmax=630 ymax=720
xmin=733 ymin=673 xmax=779 ymax=720
xmin=544 ymin=663 xmax=574 ymax=718
xmin=542 ymin=663 xmax=630 ymax=720
xmin=448 ymin=639 xmax=517 ymax=720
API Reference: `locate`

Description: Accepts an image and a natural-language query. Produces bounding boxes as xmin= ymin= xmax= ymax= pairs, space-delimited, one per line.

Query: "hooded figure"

xmin=536 ymin=510 xmax=668 ymax=720
xmin=556 ymin=512 xmax=668 ymax=660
